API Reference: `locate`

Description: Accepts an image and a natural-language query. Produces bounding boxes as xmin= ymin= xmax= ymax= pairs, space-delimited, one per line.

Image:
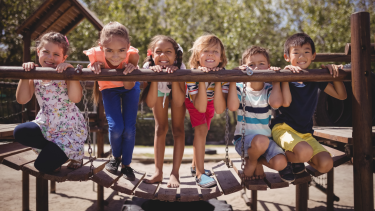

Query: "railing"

xmin=0 ymin=81 xmax=24 ymax=124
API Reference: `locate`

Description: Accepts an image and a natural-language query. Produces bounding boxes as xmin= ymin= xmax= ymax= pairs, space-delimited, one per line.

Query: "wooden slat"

xmin=41 ymin=6 xmax=76 ymax=35
xmin=263 ymin=166 xmax=289 ymax=189
xmin=0 ymin=142 xmax=31 ymax=162
xmin=156 ymin=178 xmax=177 ymax=201
xmin=313 ymin=127 xmax=351 ymax=143
xmin=179 ymin=175 xmax=200 ymax=202
xmin=134 ymin=173 xmax=159 ymax=199
xmin=66 ymin=158 xmax=108 ymax=181
xmin=22 ymin=162 xmax=43 ymax=178
xmin=111 ymin=170 xmax=146 ymax=195
xmin=292 ymin=171 xmax=311 ymax=185
xmin=200 ymin=169 xmax=223 ymax=201
xmin=43 ymin=157 xmax=91 ymax=182
xmin=92 ymin=168 xmax=122 ymax=188
xmin=230 ymin=159 xmax=268 ymax=190
xmin=2 ymin=150 xmax=37 ymax=170
xmin=212 ymin=161 xmax=242 ymax=195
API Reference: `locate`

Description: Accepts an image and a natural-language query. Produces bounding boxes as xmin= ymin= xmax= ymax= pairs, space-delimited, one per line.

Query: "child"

xmin=140 ymin=35 xmax=187 ymax=188
xmin=186 ymin=34 xmax=229 ymax=188
xmin=227 ymin=46 xmax=294 ymax=182
xmin=83 ymin=22 xmax=140 ymax=181
xmin=14 ymin=32 xmax=87 ymax=173
xmin=271 ymin=33 xmax=347 ymax=174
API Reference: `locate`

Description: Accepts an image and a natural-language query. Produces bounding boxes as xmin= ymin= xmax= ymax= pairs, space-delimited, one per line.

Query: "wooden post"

xmin=351 ymin=12 xmax=374 ymax=211
xmin=97 ymin=184 xmax=104 ymax=211
xmin=36 ymin=177 xmax=48 ymax=211
xmin=296 ymin=183 xmax=308 ymax=211
xmin=22 ymin=172 xmax=29 ymax=211
xmin=96 ymin=90 xmax=105 ymax=211
xmin=250 ymin=190 xmax=257 ymax=211
xmin=50 ymin=181 xmax=56 ymax=193
xmin=327 ymin=169 xmax=334 ymax=211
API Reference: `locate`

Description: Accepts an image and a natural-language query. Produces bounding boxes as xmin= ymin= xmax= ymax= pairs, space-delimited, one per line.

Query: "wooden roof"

xmin=16 ymin=0 xmax=103 ymax=40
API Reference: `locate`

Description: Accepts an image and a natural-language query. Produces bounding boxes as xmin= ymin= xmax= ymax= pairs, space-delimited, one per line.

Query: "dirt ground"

xmin=0 ymin=160 xmax=374 ymax=211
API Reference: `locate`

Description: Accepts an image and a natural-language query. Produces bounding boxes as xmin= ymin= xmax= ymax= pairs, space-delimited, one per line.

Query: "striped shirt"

xmin=186 ymin=82 xmax=229 ymax=102
xmin=233 ymin=83 xmax=273 ymax=144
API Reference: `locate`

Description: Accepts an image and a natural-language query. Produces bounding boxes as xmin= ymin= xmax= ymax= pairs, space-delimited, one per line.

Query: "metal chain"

xmin=224 ymin=108 xmax=230 ymax=167
xmin=240 ymin=82 xmax=247 ymax=188
xmin=78 ymin=64 xmax=94 ymax=177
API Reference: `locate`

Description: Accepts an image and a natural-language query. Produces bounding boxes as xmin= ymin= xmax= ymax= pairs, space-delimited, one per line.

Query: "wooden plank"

xmin=200 ymin=169 xmax=222 ymax=201
xmin=133 ymin=173 xmax=159 ymax=199
xmin=212 ymin=161 xmax=242 ymax=195
xmin=43 ymin=157 xmax=91 ymax=182
xmin=156 ymin=178 xmax=177 ymax=202
xmin=231 ymin=159 xmax=268 ymax=190
xmin=263 ymin=166 xmax=289 ymax=189
xmin=313 ymin=128 xmax=351 ymax=144
xmin=22 ymin=162 xmax=43 ymax=178
xmin=66 ymin=158 xmax=108 ymax=181
xmin=179 ymin=175 xmax=200 ymax=202
xmin=92 ymin=168 xmax=122 ymax=188
xmin=0 ymin=142 xmax=31 ymax=162
xmin=296 ymin=183 xmax=309 ymax=211
xmin=111 ymin=169 xmax=145 ymax=195
xmin=292 ymin=171 xmax=311 ymax=185
xmin=2 ymin=150 xmax=37 ymax=170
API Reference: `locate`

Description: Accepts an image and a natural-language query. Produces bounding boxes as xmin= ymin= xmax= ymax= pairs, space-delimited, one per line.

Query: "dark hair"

xmin=140 ymin=35 xmax=183 ymax=103
xmin=284 ymin=33 xmax=315 ymax=57
xmin=241 ymin=46 xmax=270 ymax=65
xmin=35 ymin=31 xmax=71 ymax=55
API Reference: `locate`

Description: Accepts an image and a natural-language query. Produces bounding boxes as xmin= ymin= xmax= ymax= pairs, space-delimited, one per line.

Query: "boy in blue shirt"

xmin=271 ymin=33 xmax=347 ymax=174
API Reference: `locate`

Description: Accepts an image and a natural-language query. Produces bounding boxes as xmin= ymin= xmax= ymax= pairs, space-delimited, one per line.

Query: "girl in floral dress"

xmin=14 ymin=32 xmax=87 ymax=173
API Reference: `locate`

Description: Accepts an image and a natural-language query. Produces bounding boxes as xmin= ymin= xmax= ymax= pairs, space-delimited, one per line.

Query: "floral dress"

xmin=32 ymin=80 xmax=87 ymax=161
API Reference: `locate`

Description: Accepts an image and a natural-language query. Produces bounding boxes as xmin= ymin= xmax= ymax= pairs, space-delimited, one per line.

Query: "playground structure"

xmin=0 ymin=6 xmax=373 ymax=211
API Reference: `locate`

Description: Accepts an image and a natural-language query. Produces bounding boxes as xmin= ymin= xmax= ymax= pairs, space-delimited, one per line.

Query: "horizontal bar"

xmin=0 ymin=66 xmax=351 ymax=82
xmin=315 ymin=53 xmax=375 ymax=62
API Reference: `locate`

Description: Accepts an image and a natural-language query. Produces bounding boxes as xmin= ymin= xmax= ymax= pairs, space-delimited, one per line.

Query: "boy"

xmin=271 ymin=33 xmax=347 ymax=174
xmin=227 ymin=46 xmax=295 ymax=182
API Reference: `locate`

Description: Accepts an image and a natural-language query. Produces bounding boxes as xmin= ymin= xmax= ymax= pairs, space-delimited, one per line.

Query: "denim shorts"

xmin=234 ymin=134 xmax=285 ymax=162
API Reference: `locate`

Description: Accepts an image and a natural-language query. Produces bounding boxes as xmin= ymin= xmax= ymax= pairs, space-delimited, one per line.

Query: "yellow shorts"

xmin=271 ymin=123 xmax=328 ymax=158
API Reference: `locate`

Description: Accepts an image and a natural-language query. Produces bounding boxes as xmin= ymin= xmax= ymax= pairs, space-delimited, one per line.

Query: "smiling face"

xmin=37 ymin=42 xmax=67 ymax=68
xmin=152 ymin=40 xmax=176 ymax=66
xmin=101 ymin=35 xmax=130 ymax=67
xmin=198 ymin=43 xmax=222 ymax=68
xmin=285 ymin=43 xmax=316 ymax=69
xmin=245 ymin=53 xmax=270 ymax=70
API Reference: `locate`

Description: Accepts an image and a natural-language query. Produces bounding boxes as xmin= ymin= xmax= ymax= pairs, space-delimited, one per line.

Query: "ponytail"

xmin=92 ymin=82 xmax=100 ymax=106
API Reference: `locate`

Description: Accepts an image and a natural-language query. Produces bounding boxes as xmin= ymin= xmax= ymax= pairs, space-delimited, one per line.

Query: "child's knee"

xmin=313 ymin=153 xmax=333 ymax=173
xmin=269 ymin=155 xmax=288 ymax=171
xmin=172 ymin=126 xmax=184 ymax=139
xmin=251 ymin=135 xmax=269 ymax=152
xmin=155 ymin=124 xmax=169 ymax=137
xmin=293 ymin=142 xmax=313 ymax=162
xmin=194 ymin=124 xmax=208 ymax=137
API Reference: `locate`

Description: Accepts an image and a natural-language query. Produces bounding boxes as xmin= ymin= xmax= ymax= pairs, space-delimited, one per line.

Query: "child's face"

xmin=153 ymin=40 xmax=176 ymax=66
xmin=284 ymin=43 xmax=316 ymax=69
xmin=198 ymin=43 xmax=222 ymax=68
xmin=244 ymin=54 xmax=270 ymax=70
xmin=101 ymin=36 xmax=130 ymax=67
xmin=37 ymin=42 xmax=67 ymax=68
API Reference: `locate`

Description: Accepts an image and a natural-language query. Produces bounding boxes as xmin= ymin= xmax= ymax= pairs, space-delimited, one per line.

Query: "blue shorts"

xmin=234 ymin=134 xmax=285 ymax=162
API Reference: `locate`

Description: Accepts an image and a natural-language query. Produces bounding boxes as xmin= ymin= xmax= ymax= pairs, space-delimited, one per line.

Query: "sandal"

xmin=67 ymin=159 xmax=83 ymax=170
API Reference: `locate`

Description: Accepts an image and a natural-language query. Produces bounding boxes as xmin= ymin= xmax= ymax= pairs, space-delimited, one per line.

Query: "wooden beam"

xmin=0 ymin=66 xmax=352 ymax=82
xmin=351 ymin=12 xmax=374 ymax=211
xmin=22 ymin=31 xmax=31 ymax=63
xmin=22 ymin=172 xmax=29 ymax=211
xmin=314 ymin=53 xmax=375 ymax=62
xmin=69 ymin=0 xmax=103 ymax=31
xmin=345 ymin=43 xmax=375 ymax=55
xmin=60 ymin=14 xmax=85 ymax=35
xmin=36 ymin=177 xmax=48 ymax=211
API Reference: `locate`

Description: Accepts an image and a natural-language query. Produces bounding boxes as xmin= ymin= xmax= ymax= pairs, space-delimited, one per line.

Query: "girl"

xmin=14 ymin=32 xmax=87 ymax=173
xmin=140 ymin=35 xmax=187 ymax=188
xmin=186 ymin=34 xmax=229 ymax=188
xmin=83 ymin=22 xmax=140 ymax=181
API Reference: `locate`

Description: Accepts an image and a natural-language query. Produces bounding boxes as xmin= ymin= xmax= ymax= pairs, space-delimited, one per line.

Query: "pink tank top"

xmin=84 ymin=46 xmax=139 ymax=91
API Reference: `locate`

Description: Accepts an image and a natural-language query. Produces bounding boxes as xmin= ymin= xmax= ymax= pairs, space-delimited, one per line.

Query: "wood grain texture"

xmin=231 ymin=159 xmax=268 ymax=190
xmin=92 ymin=168 xmax=122 ymax=188
xmin=111 ymin=170 xmax=145 ymax=195
xmin=156 ymin=178 xmax=177 ymax=201
xmin=43 ymin=158 xmax=91 ymax=182
xmin=263 ymin=166 xmax=289 ymax=189
xmin=212 ymin=161 xmax=242 ymax=195
xmin=133 ymin=173 xmax=159 ymax=199
xmin=177 ymin=175 xmax=199 ymax=202
xmin=2 ymin=150 xmax=37 ymax=170
xmin=0 ymin=142 xmax=31 ymax=162
xmin=200 ymin=169 xmax=223 ymax=201
xmin=66 ymin=158 xmax=108 ymax=181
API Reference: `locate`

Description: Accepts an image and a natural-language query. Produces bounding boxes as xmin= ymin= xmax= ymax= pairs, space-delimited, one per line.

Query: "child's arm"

xmin=227 ymin=82 xmax=239 ymax=111
xmin=145 ymin=82 xmax=158 ymax=108
xmin=190 ymin=82 xmax=208 ymax=113
xmin=268 ymin=82 xmax=283 ymax=109
xmin=281 ymin=82 xmax=292 ymax=107
xmin=122 ymin=53 xmax=140 ymax=89
xmin=321 ymin=64 xmax=347 ymax=100
xmin=17 ymin=62 xmax=37 ymax=104
xmin=214 ymin=83 xmax=227 ymax=114
xmin=171 ymin=82 xmax=186 ymax=107
xmin=56 ymin=63 xmax=82 ymax=103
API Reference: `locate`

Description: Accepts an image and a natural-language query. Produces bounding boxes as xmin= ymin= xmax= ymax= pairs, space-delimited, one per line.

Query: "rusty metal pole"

xmin=351 ymin=11 xmax=374 ymax=211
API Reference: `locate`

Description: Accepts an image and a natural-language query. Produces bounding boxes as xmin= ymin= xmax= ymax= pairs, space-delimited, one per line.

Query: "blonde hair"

xmin=188 ymin=34 xmax=227 ymax=69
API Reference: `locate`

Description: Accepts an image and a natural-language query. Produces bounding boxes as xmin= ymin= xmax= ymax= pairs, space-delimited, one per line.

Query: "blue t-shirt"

xmin=270 ymin=82 xmax=328 ymax=134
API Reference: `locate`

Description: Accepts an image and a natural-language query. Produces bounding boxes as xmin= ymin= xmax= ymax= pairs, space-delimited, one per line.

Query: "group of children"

xmin=14 ymin=21 xmax=347 ymax=189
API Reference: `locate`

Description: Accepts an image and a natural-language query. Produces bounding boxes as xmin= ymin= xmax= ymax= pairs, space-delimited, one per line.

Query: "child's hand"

xmin=269 ymin=66 xmax=281 ymax=72
xmin=90 ymin=62 xmax=103 ymax=74
xmin=150 ymin=65 xmax=163 ymax=73
xmin=233 ymin=65 xmax=247 ymax=70
xmin=22 ymin=62 xmax=38 ymax=71
xmin=56 ymin=63 xmax=73 ymax=73
xmin=321 ymin=64 xmax=342 ymax=78
xmin=165 ymin=65 xmax=178 ymax=74
xmin=123 ymin=63 xmax=137 ymax=75
xmin=284 ymin=65 xmax=302 ymax=73
xmin=198 ymin=66 xmax=222 ymax=72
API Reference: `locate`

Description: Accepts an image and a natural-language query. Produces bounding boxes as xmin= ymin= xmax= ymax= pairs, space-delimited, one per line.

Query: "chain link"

xmin=224 ymin=108 xmax=230 ymax=167
xmin=240 ymin=82 xmax=247 ymax=188
xmin=78 ymin=64 xmax=94 ymax=177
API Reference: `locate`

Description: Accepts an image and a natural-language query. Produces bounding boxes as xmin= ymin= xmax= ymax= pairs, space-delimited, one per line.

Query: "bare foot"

xmin=144 ymin=171 xmax=163 ymax=184
xmin=243 ymin=158 xmax=257 ymax=180
xmin=67 ymin=160 xmax=83 ymax=170
xmin=167 ymin=173 xmax=180 ymax=188
xmin=253 ymin=162 xmax=265 ymax=180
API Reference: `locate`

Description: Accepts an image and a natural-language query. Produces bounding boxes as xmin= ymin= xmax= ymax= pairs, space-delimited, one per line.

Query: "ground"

xmin=0 ymin=145 xmax=374 ymax=211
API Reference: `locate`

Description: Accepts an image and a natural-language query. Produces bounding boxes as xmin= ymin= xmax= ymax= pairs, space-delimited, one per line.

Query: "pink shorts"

xmin=185 ymin=98 xmax=215 ymax=130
